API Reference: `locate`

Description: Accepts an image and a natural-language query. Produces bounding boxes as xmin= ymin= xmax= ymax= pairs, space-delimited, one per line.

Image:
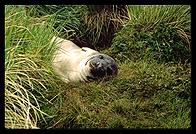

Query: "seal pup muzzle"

xmin=51 ymin=36 xmax=118 ymax=83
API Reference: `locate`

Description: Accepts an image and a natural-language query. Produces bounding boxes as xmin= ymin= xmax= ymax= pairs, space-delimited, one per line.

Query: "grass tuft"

xmin=127 ymin=5 xmax=191 ymax=47
xmin=5 ymin=5 xmax=67 ymax=128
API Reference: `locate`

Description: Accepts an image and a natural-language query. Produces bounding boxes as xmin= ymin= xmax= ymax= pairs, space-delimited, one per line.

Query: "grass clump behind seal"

xmin=111 ymin=5 xmax=191 ymax=63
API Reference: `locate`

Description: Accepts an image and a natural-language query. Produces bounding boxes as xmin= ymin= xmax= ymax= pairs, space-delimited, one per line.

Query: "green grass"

xmin=81 ymin=6 xmax=127 ymax=46
xmin=127 ymin=5 xmax=191 ymax=43
xmin=5 ymin=5 xmax=191 ymax=129
xmin=25 ymin=5 xmax=87 ymax=39
xmin=111 ymin=5 xmax=191 ymax=63
xmin=5 ymin=5 xmax=65 ymax=128
xmin=36 ymin=58 xmax=191 ymax=128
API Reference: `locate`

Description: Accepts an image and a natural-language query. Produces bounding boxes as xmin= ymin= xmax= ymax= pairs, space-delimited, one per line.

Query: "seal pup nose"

xmin=106 ymin=67 xmax=113 ymax=75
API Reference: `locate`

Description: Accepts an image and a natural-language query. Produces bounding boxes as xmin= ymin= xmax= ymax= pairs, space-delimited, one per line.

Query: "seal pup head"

xmin=85 ymin=54 xmax=118 ymax=81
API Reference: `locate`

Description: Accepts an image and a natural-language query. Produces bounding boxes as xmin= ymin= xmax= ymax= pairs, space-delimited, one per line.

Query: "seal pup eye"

xmin=99 ymin=55 xmax=104 ymax=59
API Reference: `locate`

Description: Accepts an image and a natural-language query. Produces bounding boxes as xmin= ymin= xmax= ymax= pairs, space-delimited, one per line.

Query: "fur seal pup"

xmin=51 ymin=36 xmax=118 ymax=82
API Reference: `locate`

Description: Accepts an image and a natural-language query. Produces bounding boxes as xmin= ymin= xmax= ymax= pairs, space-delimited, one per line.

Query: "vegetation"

xmin=80 ymin=5 xmax=128 ymax=48
xmin=5 ymin=5 xmax=191 ymax=129
xmin=111 ymin=5 xmax=191 ymax=63
xmin=5 ymin=5 xmax=61 ymax=128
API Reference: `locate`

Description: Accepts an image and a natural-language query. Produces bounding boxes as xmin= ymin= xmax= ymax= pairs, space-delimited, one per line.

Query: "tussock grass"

xmin=5 ymin=5 xmax=66 ymax=128
xmin=25 ymin=5 xmax=87 ymax=39
xmin=81 ymin=5 xmax=128 ymax=48
xmin=24 ymin=5 xmax=128 ymax=48
xmin=127 ymin=5 xmax=191 ymax=47
xmin=111 ymin=5 xmax=191 ymax=63
xmin=83 ymin=9 xmax=123 ymax=44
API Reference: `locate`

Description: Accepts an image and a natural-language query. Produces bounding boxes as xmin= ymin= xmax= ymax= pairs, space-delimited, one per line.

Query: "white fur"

xmin=51 ymin=36 xmax=100 ymax=82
